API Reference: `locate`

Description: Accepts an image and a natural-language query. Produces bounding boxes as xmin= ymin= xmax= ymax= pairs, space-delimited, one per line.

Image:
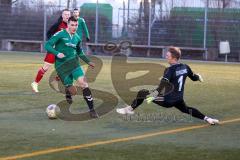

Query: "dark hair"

xmin=68 ymin=16 xmax=78 ymax=23
xmin=73 ymin=8 xmax=79 ymax=11
xmin=168 ymin=46 xmax=181 ymax=60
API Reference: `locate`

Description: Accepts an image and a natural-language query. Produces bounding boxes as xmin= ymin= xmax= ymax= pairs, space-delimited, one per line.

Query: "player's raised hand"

xmin=88 ymin=62 xmax=95 ymax=69
xmin=196 ymin=73 xmax=203 ymax=82
xmin=57 ymin=53 xmax=65 ymax=59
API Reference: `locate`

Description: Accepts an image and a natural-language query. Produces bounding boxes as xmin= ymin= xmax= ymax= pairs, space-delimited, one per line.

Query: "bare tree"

xmin=0 ymin=0 xmax=12 ymax=4
xmin=67 ymin=0 xmax=70 ymax=9
xmin=72 ymin=0 xmax=77 ymax=9
xmin=209 ymin=0 xmax=233 ymax=8
xmin=0 ymin=0 xmax=12 ymax=13
xmin=208 ymin=0 xmax=234 ymax=47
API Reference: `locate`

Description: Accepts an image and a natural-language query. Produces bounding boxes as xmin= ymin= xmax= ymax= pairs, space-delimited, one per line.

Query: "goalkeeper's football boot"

xmin=204 ymin=116 xmax=219 ymax=125
xmin=116 ymin=106 xmax=134 ymax=115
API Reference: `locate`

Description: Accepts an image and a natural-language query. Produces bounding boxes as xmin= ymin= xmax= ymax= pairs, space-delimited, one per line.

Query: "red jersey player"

xmin=31 ymin=9 xmax=71 ymax=92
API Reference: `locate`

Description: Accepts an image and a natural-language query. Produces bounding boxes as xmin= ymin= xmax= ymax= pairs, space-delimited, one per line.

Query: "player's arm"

xmin=186 ymin=65 xmax=203 ymax=82
xmin=146 ymin=68 xmax=171 ymax=103
xmin=47 ymin=18 xmax=61 ymax=39
xmin=81 ymin=18 xmax=90 ymax=41
xmin=45 ymin=32 xmax=62 ymax=57
xmin=156 ymin=68 xmax=172 ymax=93
xmin=76 ymin=42 xmax=94 ymax=68
xmin=157 ymin=77 xmax=170 ymax=93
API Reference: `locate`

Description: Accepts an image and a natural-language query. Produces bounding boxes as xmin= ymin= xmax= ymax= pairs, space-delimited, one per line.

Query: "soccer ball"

xmin=46 ymin=104 xmax=59 ymax=119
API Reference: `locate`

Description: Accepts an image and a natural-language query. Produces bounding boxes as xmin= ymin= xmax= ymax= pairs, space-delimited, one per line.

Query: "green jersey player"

xmin=45 ymin=16 xmax=98 ymax=118
xmin=72 ymin=8 xmax=90 ymax=41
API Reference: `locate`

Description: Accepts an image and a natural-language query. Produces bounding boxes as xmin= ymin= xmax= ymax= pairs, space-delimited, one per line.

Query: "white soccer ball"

xmin=46 ymin=104 xmax=59 ymax=119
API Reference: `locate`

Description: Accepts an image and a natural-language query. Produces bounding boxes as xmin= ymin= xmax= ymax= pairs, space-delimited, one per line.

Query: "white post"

xmin=43 ymin=5 xmax=47 ymax=53
xmin=123 ymin=0 xmax=126 ymax=34
xmin=127 ymin=0 xmax=130 ymax=33
xmin=203 ymin=0 xmax=209 ymax=60
xmin=147 ymin=0 xmax=151 ymax=57
xmin=225 ymin=54 xmax=228 ymax=62
xmin=59 ymin=0 xmax=61 ymax=10
xmin=95 ymin=0 xmax=99 ymax=44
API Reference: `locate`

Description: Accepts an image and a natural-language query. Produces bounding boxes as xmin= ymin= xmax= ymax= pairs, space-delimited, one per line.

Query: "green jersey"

xmin=45 ymin=29 xmax=90 ymax=78
xmin=77 ymin=18 xmax=90 ymax=40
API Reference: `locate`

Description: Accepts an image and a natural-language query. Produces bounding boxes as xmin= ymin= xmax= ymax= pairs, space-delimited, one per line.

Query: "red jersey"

xmin=56 ymin=21 xmax=68 ymax=32
xmin=44 ymin=21 xmax=67 ymax=64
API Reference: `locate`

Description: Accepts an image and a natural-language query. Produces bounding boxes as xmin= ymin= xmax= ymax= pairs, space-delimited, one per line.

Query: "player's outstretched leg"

xmin=116 ymin=89 xmax=150 ymax=115
xmin=31 ymin=62 xmax=52 ymax=93
xmin=174 ymin=101 xmax=219 ymax=125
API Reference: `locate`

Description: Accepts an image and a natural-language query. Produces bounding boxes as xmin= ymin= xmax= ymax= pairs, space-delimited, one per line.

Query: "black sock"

xmin=187 ymin=107 xmax=205 ymax=120
xmin=175 ymin=101 xmax=205 ymax=120
xmin=65 ymin=87 xmax=72 ymax=104
xmin=83 ymin=87 xmax=94 ymax=111
xmin=131 ymin=99 xmax=144 ymax=109
xmin=131 ymin=89 xmax=150 ymax=110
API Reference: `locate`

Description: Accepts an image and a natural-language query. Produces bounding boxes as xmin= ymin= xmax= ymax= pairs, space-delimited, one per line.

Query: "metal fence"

xmin=0 ymin=0 xmax=240 ymax=61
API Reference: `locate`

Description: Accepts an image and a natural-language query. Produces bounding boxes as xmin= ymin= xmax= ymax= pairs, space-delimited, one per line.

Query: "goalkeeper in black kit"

xmin=116 ymin=46 xmax=219 ymax=125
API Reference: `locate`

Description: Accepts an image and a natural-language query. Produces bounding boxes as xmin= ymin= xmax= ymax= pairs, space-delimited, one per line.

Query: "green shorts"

xmin=59 ymin=66 xmax=85 ymax=86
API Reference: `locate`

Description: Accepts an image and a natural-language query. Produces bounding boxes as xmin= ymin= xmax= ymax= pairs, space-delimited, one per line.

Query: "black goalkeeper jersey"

xmin=163 ymin=63 xmax=199 ymax=103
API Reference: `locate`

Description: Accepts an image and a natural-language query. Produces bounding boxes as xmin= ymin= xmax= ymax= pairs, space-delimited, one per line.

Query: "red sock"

xmin=35 ymin=68 xmax=46 ymax=83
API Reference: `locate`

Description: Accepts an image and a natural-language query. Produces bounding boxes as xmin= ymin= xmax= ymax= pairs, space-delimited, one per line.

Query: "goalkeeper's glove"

xmin=146 ymin=96 xmax=155 ymax=104
xmin=196 ymin=73 xmax=203 ymax=82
